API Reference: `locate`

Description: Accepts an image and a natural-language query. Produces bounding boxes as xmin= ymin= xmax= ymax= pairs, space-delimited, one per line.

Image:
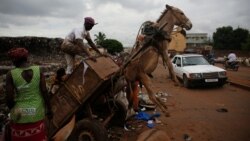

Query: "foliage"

xmin=100 ymin=39 xmax=123 ymax=54
xmin=213 ymin=26 xmax=249 ymax=50
xmin=232 ymin=28 xmax=249 ymax=49
xmin=241 ymin=35 xmax=250 ymax=51
xmin=94 ymin=32 xmax=106 ymax=45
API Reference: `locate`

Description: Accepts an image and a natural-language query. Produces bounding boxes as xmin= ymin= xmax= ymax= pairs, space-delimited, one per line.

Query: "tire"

xmin=183 ymin=75 xmax=190 ymax=88
xmin=70 ymin=119 xmax=108 ymax=141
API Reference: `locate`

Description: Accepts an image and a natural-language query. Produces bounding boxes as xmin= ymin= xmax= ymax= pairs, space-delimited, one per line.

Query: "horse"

xmin=123 ymin=4 xmax=192 ymax=115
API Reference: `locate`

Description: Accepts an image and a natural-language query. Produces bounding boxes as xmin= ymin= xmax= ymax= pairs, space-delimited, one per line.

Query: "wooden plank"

xmin=86 ymin=56 xmax=120 ymax=80
xmin=50 ymin=86 xmax=79 ymax=128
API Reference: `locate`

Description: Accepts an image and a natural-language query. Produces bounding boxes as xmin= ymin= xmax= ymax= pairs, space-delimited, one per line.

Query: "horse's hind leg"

xmin=126 ymin=81 xmax=139 ymax=111
xmin=139 ymin=73 xmax=169 ymax=115
xmin=132 ymin=81 xmax=139 ymax=111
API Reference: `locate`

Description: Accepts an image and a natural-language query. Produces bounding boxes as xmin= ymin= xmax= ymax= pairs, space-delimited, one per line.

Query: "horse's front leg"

xmin=166 ymin=54 xmax=179 ymax=85
xmin=139 ymin=73 xmax=169 ymax=116
xmin=161 ymin=41 xmax=180 ymax=86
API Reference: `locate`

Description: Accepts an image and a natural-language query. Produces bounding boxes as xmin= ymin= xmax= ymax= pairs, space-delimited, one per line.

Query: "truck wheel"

xmin=70 ymin=119 xmax=108 ymax=141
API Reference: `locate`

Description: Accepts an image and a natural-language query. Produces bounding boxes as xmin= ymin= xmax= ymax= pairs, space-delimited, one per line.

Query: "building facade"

xmin=186 ymin=33 xmax=208 ymax=47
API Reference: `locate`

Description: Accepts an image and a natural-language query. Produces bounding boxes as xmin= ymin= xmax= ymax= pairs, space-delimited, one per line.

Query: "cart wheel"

xmin=70 ymin=119 xmax=108 ymax=141
xmin=107 ymin=100 xmax=127 ymax=127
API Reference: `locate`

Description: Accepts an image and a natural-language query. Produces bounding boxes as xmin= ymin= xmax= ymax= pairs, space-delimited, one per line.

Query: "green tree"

xmin=100 ymin=39 xmax=123 ymax=54
xmin=213 ymin=26 xmax=249 ymax=50
xmin=232 ymin=28 xmax=249 ymax=49
xmin=213 ymin=26 xmax=234 ymax=49
xmin=94 ymin=32 xmax=106 ymax=45
xmin=241 ymin=35 xmax=250 ymax=50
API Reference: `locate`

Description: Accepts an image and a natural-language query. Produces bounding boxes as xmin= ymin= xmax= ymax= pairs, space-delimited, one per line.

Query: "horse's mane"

xmin=156 ymin=6 xmax=182 ymax=23
xmin=156 ymin=9 xmax=168 ymax=23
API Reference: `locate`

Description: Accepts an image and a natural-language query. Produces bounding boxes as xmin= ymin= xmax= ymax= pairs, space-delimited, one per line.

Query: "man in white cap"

xmin=61 ymin=17 xmax=102 ymax=74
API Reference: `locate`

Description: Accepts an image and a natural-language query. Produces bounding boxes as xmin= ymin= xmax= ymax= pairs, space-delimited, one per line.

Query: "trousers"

xmin=61 ymin=40 xmax=89 ymax=74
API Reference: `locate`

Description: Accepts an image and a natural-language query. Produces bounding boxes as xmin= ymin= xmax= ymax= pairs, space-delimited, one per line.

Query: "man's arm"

xmin=85 ymin=33 xmax=102 ymax=55
xmin=75 ymin=39 xmax=92 ymax=57
xmin=6 ymin=71 xmax=15 ymax=109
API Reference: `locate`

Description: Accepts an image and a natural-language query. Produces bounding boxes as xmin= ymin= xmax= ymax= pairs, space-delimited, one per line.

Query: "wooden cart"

xmin=47 ymin=56 xmax=127 ymax=141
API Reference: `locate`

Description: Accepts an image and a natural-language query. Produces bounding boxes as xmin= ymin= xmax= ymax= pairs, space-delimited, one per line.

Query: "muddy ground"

xmin=1 ymin=58 xmax=249 ymax=141
xmin=118 ymin=62 xmax=250 ymax=141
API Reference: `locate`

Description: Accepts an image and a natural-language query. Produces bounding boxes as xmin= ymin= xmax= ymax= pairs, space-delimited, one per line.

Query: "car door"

xmin=172 ymin=56 xmax=182 ymax=78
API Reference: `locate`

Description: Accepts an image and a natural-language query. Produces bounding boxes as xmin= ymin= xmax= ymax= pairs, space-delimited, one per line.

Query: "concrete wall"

xmin=168 ymin=32 xmax=186 ymax=52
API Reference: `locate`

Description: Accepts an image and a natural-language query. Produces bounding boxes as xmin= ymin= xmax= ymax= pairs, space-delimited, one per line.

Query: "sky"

xmin=0 ymin=0 xmax=249 ymax=47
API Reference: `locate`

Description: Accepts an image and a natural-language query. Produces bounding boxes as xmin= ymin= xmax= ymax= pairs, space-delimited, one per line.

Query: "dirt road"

xmin=121 ymin=63 xmax=250 ymax=141
xmin=1 ymin=60 xmax=249 ymax=141
xmin=217 ymin=63 xmax=250 ymax=89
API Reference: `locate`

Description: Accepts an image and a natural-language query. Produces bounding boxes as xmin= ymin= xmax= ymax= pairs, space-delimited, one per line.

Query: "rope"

xmin=131 ymin=21 xmax=155 ymax=53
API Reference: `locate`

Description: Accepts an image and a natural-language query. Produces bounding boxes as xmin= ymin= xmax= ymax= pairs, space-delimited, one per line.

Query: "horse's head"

xmin=157 ymin=4 xmax=192 ymax=32
xmin=165 ymin=4 xmax=192 ymax=30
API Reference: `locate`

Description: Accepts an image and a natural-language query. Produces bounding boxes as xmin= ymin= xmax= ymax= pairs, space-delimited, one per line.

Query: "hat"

xmin=84 ymin=17 xmax=97 ymax=25
xmin=7 ymin=47 xmax=28 ymax=61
